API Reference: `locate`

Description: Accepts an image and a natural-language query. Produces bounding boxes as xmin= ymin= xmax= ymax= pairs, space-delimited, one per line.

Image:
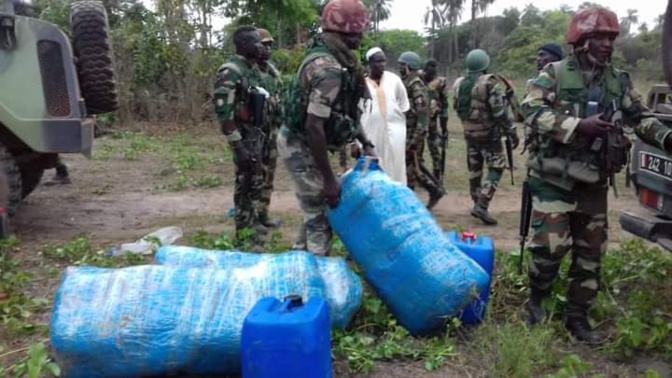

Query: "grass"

xmin=2 ymin=104 xmax=671 ymax=376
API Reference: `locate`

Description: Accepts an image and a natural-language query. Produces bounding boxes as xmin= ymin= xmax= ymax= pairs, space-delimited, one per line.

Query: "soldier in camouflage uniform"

xmin=422 ymin=59 xmax=450 ymax=182
xmin=453 ymin=49 xmax=519 ymax=225
xmin=398 ymin=51 xmax=445 ymax=210
xmin=526 ymin=44 xmax=563 ymax=93
xmin=522 ymin=7 xmax=672 ymax=345
xmin=212 ymin=26 xmax=267 ymax=244
xmin=277 ymin=0 xmax=376 ymax=256
xmin=256 ymin=28 xmax=282 ymax=229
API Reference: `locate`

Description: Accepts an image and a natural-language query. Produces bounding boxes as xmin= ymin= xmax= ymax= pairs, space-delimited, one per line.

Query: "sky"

xmin=382 ymin=0 xmax=668 ymax=34
xmin=140 ymin=0 xmax=668 ymax=36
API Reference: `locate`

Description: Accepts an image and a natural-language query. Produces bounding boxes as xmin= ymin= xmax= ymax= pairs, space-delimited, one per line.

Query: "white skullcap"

xmin=366 ymin=47 xmax=384 ymax=61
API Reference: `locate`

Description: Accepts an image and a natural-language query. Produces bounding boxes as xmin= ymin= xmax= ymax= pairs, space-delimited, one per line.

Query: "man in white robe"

xmin=358 ymin=47 xmax=410 ymax=184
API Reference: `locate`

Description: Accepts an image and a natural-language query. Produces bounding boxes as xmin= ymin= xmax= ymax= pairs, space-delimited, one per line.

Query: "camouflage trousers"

xmin=466 ymin=139 xmax=506 ymax=208
xmin=426 ymin=116 xmax=447 ymax=179
xmin=276 ymin=127 xmax=332 ymax=256
xmin=527 ymin=176 xmax=608 ymax=317
xmin=258 ymin=123 xmax=279 ymax=220
xmin=233 ymin=139 xmax=264 ymax=237
xmin=406 ymin=139 xmax=442 ymax=195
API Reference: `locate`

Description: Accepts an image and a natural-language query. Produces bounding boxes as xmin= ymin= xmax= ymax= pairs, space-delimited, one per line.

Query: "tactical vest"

xmin=282 ymin=42 xmax=361 ymax=150
xmin=260 ymin=62 xmax=283 ymax=130
xmin=454 ymin=74 xmax=501 ymax=141
xmin=529 ymin=58 xmax=632 ymax=185
xmin=217 ymin=56 xmax=258 ymax=126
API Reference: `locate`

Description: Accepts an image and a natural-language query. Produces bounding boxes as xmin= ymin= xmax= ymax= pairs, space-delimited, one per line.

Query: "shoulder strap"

xmin=296 ymin=51 xmax=333 ymax=77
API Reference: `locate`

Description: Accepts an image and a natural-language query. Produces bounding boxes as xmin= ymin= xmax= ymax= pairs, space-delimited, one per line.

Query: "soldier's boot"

xmin=258 ymin=212 xmax=282 ymax=229
xmin=252 ymin=222 xmax=269 ymax=236
xmin=433 ymin=169 xmax=442 ymax=185
xmin=426 ymin=187 xmax=445 ymax=210
xmin=565 ymin=315 xmax=606 ymax=346
xmin=54 ymin=162 xmax=71 ymax=184
xmin=471 ymin=197 xmax=497 ymax=225
xmin=525 ymin=288 xmax=549 ymax=327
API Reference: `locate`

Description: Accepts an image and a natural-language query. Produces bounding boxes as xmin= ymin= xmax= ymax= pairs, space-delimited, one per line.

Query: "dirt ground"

xmin=2 ymin=124 xmax=661 ymax=377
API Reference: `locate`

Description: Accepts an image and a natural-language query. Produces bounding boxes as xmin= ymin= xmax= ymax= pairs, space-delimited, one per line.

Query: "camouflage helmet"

xmin=321 ymin=0 xmax=369 ymax=34
xmin=566 ymin=7 xmax=619 ymax=45
xmin=465 ymin=49 xmax=490 ymax=73
xmin=257 ymin=28 xmax=274 ymax=43
xmin=397 ymin=51 xmax=422 ymax=70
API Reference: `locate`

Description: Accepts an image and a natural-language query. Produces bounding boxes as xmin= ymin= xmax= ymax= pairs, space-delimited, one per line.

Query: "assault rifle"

xmin=240 ymin=89 xmax=268 ymax=195
xmin=439 ymin=117 xmax=448 ymax=182
xmin=505 ymin=134 xmax=515 ymax=185
xmin=518 ymin=174 xmax=533 ymax=274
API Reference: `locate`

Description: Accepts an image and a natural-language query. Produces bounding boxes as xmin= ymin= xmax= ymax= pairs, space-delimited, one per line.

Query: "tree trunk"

xmin=663 ymin=0 xmax=672 ymax=87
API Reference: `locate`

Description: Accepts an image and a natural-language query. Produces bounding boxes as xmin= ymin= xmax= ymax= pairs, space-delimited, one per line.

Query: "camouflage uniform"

xmin=453 ymin=73 xmax=515 ymax=223
xmin=278 ymin=35 xmax=366 ymax=256
xmin=257 ymin=60 xmax=282 ymax=224
xmin=404 ymin=71 xmax=444 ymax=197
xmin=425 ymin=75 xmax=450 ymax=180
xmin=213 ymin=54 xmax=265 ymax=237
xmin=522 ymin=8 xmax=672 ymax=342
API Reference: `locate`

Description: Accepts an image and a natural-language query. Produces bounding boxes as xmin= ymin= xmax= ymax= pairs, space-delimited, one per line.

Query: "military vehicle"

xmin=619 ymin=84 xmax=672 ymax=252
xmin=0 ymin=0 xmax=118 ymax=216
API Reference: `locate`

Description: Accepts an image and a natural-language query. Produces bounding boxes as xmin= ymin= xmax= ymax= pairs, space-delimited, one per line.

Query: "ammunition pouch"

xmin=529 ymin=168 xmax=576 ymax=191
xmin=529 ymin=156 xmax=600 ymax=184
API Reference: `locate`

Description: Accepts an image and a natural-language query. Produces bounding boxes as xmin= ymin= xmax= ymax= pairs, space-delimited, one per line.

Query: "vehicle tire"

xmin=19 ymin=166 xmax=44 ymax=199
xmin=0 ymin=145 xmax=23 ymax=217
xmin=70 ymin=0 xmax=119 ymax=115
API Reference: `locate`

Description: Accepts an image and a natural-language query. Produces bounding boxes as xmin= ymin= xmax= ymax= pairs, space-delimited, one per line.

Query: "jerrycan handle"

xmin=461 ymin=232 xmax=476 ymax=244
xmin=280 ymin=294 xmax=304 ymax=313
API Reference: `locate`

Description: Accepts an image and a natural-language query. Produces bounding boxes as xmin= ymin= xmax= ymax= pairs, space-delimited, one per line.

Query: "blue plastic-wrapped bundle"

xmin=326 ymin=157 xmax=490 ymax=335
xmin=50 ymin=251 xmax=326 ymax=378
xmin=154 ymin=246 xmax=362 ymax=329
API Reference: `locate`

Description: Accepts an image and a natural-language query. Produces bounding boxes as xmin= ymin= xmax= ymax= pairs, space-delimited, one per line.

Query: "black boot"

xmin=258 ymin=213 xmax=282 ymax=229
xmin=565 ymin=315 xmax=606 ymax=346
xmin=525 ymin=288 xmax=548 ymax=327
xmin=426 ymin=187 xmax=445 ymax=210
xmin=470 ymin=204 xmax=497 ymax=225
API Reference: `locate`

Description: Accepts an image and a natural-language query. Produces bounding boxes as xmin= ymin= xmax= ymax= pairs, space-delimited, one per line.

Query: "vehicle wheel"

xmin=20 ymin=166 xmax=44 ymax=199
xmin=70 ymin=0 xmax=119 ymax=115
xmin=0 ymin=145 xmax=23 ymax=217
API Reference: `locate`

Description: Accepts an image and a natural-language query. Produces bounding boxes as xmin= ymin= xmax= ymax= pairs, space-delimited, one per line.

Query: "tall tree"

xmin=363 ymin=0 xmax=393 ymax=35
xmin=638 ymin=22 xmax=649 ymax=34
xmin=423 ymin=0 xmax=446 ymax=58
xmin=446 ymin=0 xmax=464 ymax=63
xmin=620 ymin=9 xmax=639 ymax=35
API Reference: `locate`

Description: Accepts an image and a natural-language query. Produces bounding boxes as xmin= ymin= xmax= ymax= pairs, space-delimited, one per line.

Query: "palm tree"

xmin=620 ymin=9 xmax=639 ymax=35
xmin=446 ymin=0 xmax=464 ymax=64
xmin=363 ymin=0 xmax=393 ymax=34
xmin=423 ymin=0 xmax=446 ymax=58
xmin=638 ymin=22 xmax=649 ymax=34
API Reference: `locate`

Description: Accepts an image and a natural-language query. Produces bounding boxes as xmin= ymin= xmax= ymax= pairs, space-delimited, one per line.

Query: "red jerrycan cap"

xmin=461 ymin=232 xmax=476 ymax=241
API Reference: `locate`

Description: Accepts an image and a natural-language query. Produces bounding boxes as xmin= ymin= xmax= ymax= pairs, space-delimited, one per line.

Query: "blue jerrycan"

xmin=446 ymin=231 xmax=495 ymax=325
xmin=241 ymin=295 xmax=332 ymax=378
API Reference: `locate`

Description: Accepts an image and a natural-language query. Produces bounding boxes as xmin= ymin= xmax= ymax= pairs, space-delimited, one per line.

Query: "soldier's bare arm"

xmin=619 ymin=73 xmax=672 ymax=153
xmin=521 ymin=66 xmax=582 ymax=144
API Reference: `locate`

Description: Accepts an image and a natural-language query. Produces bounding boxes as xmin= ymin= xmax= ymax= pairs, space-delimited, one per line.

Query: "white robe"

xmin=359 ymin=71 xmax=410 ymax=185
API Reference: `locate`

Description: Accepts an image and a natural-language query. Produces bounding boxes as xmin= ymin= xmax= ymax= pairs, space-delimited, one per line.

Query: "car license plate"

xmin=639 ymin=151 xmax=672 ymax=180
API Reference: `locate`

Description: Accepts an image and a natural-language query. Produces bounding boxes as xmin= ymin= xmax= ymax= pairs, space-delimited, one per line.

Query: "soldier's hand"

xmin=509 ymin=132 xmax=520 ymax=149
xmin=578 ymin=114 xmax=612 ymax=138
xmin=323 ymin=178 xmax=342 ymax=209
xmin=233 ymin=143 xmax=253 ymax=170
